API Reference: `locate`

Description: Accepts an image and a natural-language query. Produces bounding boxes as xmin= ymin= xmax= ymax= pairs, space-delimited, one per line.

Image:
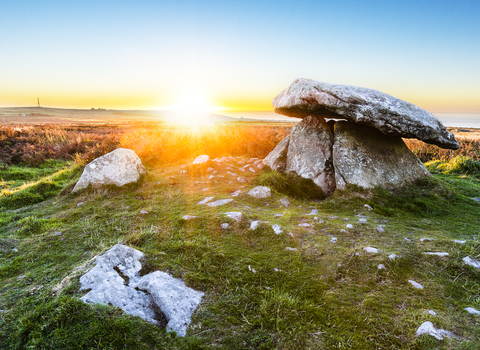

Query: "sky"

xmin=0 ymin=0 xmax=479 ymax=113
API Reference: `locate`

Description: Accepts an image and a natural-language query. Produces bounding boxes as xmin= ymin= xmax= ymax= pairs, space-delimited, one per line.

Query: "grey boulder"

xmin=73 ymin=148 xmax=146 ymax=192
xmin=273 ymin=78 xmax=459 ymax=149
xmin=263 ymin=135 xmax=290 ymax=172
xmin=79 ymin=244 xmax=203 ymax=337
xmin=333 ymin=122 xmax=431 ymax=190
xmin=285 ymin=115 xmax=335 ymax=197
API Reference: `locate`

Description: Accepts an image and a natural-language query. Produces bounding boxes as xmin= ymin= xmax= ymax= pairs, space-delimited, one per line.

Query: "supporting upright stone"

xmin=285 ymin=115 xmax=336 ymax=197
xmin=333 ymin=121 xmax=431 ymax=190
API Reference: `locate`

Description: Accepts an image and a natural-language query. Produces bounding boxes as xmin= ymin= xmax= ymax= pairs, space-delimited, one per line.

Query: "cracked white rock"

xmin=247 ymin=186 xmax=271 ymax=199
xmin=415 ymin=321 xmax=454 ymax=340
xmin=223 ymin=212 xmax=242 ymax=223
xmin=73 ymin=148 xmax=146 ymax=192
xmin=207 ymin=199 xmax=233 ymax=207
xmin=79 ymin=244 xmax=203 ymax=337
xmin=408 ymin=280 xmax=424 ymax=289
xmin=250 ymin=220 xmax=260 ymax=230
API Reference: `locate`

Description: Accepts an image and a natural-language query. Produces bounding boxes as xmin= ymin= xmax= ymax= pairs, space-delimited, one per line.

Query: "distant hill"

xmin=0 ymin=107 xmax=240 ymax=124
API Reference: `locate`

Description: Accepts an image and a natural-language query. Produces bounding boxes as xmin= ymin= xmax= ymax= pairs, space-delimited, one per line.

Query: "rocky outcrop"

xmin=333 ymin=121 xmax=431 ymax=190
xmin=73 ymin=148 xmax=146 ymax=192
xmin=273 ymin=78 xmax=459 ymax=150
xmin=285 ymin=116 xmax=335 ymax=197
xmin=79 ymin=244 xmax=203 ymax=337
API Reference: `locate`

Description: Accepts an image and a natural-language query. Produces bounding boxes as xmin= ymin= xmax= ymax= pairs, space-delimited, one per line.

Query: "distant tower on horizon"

xmin=37 ymin=98 xmax=40 ymax=107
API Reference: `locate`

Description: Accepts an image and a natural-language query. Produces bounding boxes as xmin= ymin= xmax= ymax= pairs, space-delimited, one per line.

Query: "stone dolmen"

xmin=264 ymin=78 xmax=459 ymax=197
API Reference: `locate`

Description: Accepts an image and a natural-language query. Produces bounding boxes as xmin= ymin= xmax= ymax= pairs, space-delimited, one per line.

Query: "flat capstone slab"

xmin=272 ymin=78 xmax=459 ymax=149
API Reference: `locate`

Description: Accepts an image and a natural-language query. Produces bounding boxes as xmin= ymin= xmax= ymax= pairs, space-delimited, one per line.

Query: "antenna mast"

xmin=37 ymin=98 xmax=40 ymax=107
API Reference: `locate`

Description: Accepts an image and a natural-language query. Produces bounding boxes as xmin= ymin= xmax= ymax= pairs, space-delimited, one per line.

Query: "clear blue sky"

xmin=0 ymin=0 xmax=479 ymax=112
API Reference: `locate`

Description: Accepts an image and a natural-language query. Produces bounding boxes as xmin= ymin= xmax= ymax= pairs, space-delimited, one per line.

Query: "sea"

xmin=222 ymin=111 xmax=480 ymax=128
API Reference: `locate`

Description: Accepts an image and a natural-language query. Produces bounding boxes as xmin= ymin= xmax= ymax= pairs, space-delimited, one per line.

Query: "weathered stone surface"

xmin=79 ymin=244 xmax=203 ymax=337
xmin=263 ymin=135 xmax=290 ymax=172
xmin=273 ymin=78 xmax=459 ymax=149
xmin=130 ymin=271 xmax=204 ymax=337
xmin=73 ymin=148 xmax=146 ymax=192
xmin=247 ymin=186 xmax=271 ymax=198
xmin=333 ymin=122 xmax=431 ymax=190
xmin=223 ymin=212 xmax=243 ymax=222
xmin=286 ymin=115 xmax=335 ymax=196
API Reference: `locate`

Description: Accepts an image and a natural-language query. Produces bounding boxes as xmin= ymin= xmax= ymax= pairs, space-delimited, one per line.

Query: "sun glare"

xmin=168 ymin=90 xmax=218 ymax=127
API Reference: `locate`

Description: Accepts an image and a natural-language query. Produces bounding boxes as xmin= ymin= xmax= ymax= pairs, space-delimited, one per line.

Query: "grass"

xmin=0 ymin=125 xmax=479 ymax=349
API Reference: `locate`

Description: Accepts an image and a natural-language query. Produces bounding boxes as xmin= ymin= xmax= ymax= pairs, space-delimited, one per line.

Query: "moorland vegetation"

xmin=0 ymin=122 xmax=479 ymax=349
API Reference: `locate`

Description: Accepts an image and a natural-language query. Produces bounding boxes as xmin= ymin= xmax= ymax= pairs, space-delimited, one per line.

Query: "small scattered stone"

xmin=126 ymin=206 xmax=131 ymax=209
xmin=182 ymin=215 xmax=199 ymax=221
xmin=54 ymin=232 xmax=62 ymax=236
xmin=248 ymin=265 xmax=257 ymax=273
xmin=339 ymin=229 xmax=347 ymax=233
xmin=223 ymin=212 xmax=243 ymax=223
xmin=464 ymin=307 xmax=480 ymax=315
xmin=471 ymin=197 xmax=480 ymax=202
xmin=192 ymin=155 xmax=209 ymax=164
xmin=343 ymin=218 xmax=349 ymax=221
xmin=272 ymin=224 xmax=283 ymax=234
xmin=330 ymin=236 xmax=337 ymax=243
xmin=231 ymin=190 xmax=241 ymax=197
xmin=328 ymin=216 xmax=339 ymax=219
xmin=221 ymin=223 xmax=229 ymax=229
xmin=12 ymin=248 xmax=18 ymax=252
xmin=247 ymin=186 xmax=271 ymax=199
xmin=420 ymin=238 xmax=436 ymax=242
xmin=346 ymin=224 xmax=353 ymax=229
xmin=257 ymin=163 xmax=264 ymax=170
xmin=306 ymin=209 xmax=318 ymax=215
xmin=377 ymin=226 xmax=385 ymax=233
xmin=250 ymin=221 xmax=260 ymax=230
xmin=248 ymin=167 xmax=256 ymax=173
xmin=237 ymin=177 xmax=247 ymax=183
xmin=415 ymin=321 xmax=454 ymax=340
xmin=409 ymin=280 xmax=424 ymax=289
xmin=314 ymin=218 xmax=324 ymax=223
xmin=274 ymin=213 xmax=284 ymax=217
xmin=388 ymin=254 xmax=399 ymax=260
xmin=377 ymin=264 xmax=385 ymax=270
xmin=77 ymin=202 xmax=84 ymax=207
xmin=452 ymin=240 xmax=466 ymax=244
xmin=463 ymin=256 xmax=480 ymax=269
xmin=208 ymin=175 xmax=215 ymax=180
xmin=423 ymin=252 xmax=449 ymax=257
xmin=206 ymin=167 xmax=215 ymax=172
xmin=19 ymin=275 xmax=27 ymax=280
xmin=364 ymin=247 xmax=379 ymax=254
xmin=198 ymin=196 xmax=214 ymax=205
xmin=364 ymin=204 xmax=373 ymax=211
xmin=285 ymin=247 xmax=297 ymax=251
xmin=180 ymin=170 xmax=186 ymax=174
xmin=208 ymin=199 xmax=234 ymax=207
xmin=427 ymin=310 xmax=437 ymax=316
xmin=288 ymin=232 xmax=294 ymax=237
xmin=404 ymin=237 xmax=411 ymax=242
xmin=279 ymin=198 xmax=290 ymax=207
xmin=298 ymin=223 xmax=312 ymax=227
xmin=274 ymin=268 xmax=279 ymax=272
xmin=139 ymin=210 xmax=149 ymax=214
xmin=358 ymin=218 xmax=367 ymax=223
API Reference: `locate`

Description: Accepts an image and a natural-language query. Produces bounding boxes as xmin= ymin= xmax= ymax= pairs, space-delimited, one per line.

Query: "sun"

xmin=169 ymin=90 xmax=217 ymax=127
